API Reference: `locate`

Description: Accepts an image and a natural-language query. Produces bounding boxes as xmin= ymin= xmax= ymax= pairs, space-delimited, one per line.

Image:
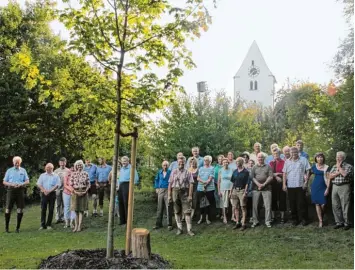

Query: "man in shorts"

xmin=3 ymin=156 xmax=30 ymax=233
xmin=230 ymin=157 xmax=249 ymax=231
xmin=168 ymin=156 xmax=195 ymax=236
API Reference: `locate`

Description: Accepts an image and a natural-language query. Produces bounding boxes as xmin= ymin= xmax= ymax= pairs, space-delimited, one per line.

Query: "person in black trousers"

xmin=117 ymin=156 xmax=139 ymax=225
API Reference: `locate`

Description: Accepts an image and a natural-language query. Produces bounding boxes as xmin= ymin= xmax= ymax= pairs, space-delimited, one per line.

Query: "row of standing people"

xmin=153 ymin=142 xmax=353 ymax=236
xmin=3 ymin=156 xmax=138 ymax=233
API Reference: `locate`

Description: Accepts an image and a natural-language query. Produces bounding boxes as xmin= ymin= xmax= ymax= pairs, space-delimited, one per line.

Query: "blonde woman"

xmin=69 ymin=160 xmax=90 ymax=232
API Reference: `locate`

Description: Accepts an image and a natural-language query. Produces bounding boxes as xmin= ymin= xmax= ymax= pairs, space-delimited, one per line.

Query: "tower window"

xmin=254 ymin=81 xmax=258 ymax=90
xmin=252 ymin=60 xmax=254 ymax=65
xmin=250 ymin=81 xmax=253 ymax=90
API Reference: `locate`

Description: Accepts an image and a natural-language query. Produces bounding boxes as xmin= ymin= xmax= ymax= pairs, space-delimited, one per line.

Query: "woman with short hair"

xmin=310 ymin=152 xmax=330 ymax=228
xmin=69 ymin=160 xmax=90 ymax=232
xmin=188 ymin=158 xmax=199 ymax=220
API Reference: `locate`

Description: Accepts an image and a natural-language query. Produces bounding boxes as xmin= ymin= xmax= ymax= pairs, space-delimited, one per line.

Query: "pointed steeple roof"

xmin=234 ymin=41 xmax=275 ymax=82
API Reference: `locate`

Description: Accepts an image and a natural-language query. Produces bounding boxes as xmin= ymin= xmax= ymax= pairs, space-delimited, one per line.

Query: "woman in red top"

xmin=269 ymin=148 xmax=287 ymax=224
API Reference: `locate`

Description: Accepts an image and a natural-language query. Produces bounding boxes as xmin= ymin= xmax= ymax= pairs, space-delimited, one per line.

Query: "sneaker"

xmin=266 ymin=223 xmax=272 ymax=228
xmin=168 ymin=226 xmax=173 ymax=231
xmin=197 ymin=218 xmax=203 ymax=225
xmin=47 ymin=226 xmax=53 ymax=230
xmin=251 ymin=223 xmax=259 ymax=228
xmin=280 ymin=219 xmax=285 ymax=224
xmin=187 ymin=230 xmax=195 ymax=236
xmin=240 ymin=225 xmax=247 ymax=231
xmin=176 ymin=229 xmax=183 ymax=235
xmin=334 ymin=224 xmax=344 ymax=229
xmin=63 ymin=224 xmax=68 ymax=228
xmin=206 ymin=219 xmax=211 ymax=225
xmin=38 ymin=227 xmax=45 ymax=230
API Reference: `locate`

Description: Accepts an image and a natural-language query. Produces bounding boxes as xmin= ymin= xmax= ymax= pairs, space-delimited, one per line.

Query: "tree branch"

xmin=126 ymin=3 xmax=201 ymax=52
xmin=113 ymin=0 xmax=123 ymax=49
xmin=91 ymin=1 xmax=121 ymax=54
xmin=120 ymin=128 xmax=138 ymax=138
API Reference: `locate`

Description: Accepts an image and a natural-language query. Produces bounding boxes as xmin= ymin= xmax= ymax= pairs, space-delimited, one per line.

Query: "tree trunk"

xmin=131 ymin=228 xmax=151 ymax=259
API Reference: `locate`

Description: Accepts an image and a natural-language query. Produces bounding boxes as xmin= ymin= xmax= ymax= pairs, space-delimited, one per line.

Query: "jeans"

xmin=63 ymin=192 xmax=76 ymax=221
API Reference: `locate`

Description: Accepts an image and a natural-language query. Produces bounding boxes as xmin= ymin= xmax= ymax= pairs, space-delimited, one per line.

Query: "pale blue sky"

xmin=2 ymin=0 xmax=349 ymax=97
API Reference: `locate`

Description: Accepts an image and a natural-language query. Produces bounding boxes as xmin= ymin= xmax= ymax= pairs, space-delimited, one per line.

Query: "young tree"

xmin=60 ymin=0 xmax=214 ymax=257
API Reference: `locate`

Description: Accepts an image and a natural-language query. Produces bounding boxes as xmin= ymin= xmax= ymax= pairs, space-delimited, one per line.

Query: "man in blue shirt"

xmin=296 ymin=140 xmax=309 ymax=160
xmin=3 ymin=156 xmax=30 ymax=233
xmin=84 ymin=159 xmax=98 ymax=217
xmin=95 ymin=158 xmax=112 ymax=217
xmin=153 ymin=161 xmax=173 ymax=230
xmin=186 ymin=147 xmax=204 ymax=169
xmin=37 ymin=163 xmax=61 ymax=230
xmin=117 ymin=156 xmax=139 ymax=225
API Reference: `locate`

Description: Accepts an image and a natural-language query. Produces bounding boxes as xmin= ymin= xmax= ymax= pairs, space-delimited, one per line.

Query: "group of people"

xmin=2 ymin=140 xmax=353 ymax=236
xmin=3 ymin=156 xmax=138 ymax=233
xmin=153 ymin=141 xmax=353 ymax=236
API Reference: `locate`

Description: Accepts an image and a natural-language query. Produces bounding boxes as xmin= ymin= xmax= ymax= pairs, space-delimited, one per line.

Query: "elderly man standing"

xmin=168 ymin=156 xmax=195 ymax=236
xmin=117 ymin=156 xmax=139 ymax=225
xmin=250 ymin=153 xmax=274 ymax=228
xmin=296 ymin=140 xmax=309 ymax=160
xmin=54 ymin=157 xmax=71 ymax=223
xmin=169 ymin=152 xmax=184 ymax=171
xmin=283 ymin=147 xmax=311 ymax=226
xmin=153 ymin=160 xmax=173 ymax=230
xmin=37 ymin=163 xmax=61 ymax=230
xmin=3 ymin=156 xmax=30 ymax=233
xmin=186 ymin=147 xmax=204 ymax=169
xmin=329 ymin=151 xmax=353 ymax=230
xmin=95 ymin=158 xmax=112 ymax=217
xmin=249 ymin=142 xmax=262 ymax=163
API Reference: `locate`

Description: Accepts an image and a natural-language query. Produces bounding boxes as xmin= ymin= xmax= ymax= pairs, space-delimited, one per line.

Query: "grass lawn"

xmin=0 ymin=192 xmax=353 ymax=269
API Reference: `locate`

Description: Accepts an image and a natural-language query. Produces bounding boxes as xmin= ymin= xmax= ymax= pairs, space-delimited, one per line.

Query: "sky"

xmin=1 ymin=0 xmax=349 ymax=98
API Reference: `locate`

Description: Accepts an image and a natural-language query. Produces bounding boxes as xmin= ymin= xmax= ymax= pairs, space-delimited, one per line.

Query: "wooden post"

xmin=125 ymin=127 xmax=138 ymax=255
xmin=131 ymin=228 xmax=151 ymax=259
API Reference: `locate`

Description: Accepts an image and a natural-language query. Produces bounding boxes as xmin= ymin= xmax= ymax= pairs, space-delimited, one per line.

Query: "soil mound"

xmin=39 ymin=249 xmax=171 ymax=269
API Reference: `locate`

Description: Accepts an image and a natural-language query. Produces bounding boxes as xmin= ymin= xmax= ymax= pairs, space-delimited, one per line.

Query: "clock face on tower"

xmin=248 ymin=65 xmax=260 ymax=78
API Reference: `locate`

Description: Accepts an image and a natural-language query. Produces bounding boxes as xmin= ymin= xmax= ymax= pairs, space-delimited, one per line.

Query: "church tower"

xmin=233 ymin=41 xmax=276 ymax=107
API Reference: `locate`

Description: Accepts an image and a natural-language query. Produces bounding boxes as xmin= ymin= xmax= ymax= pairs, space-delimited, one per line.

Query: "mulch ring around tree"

xmin=39 ymin=249 xmax=172 ymax=269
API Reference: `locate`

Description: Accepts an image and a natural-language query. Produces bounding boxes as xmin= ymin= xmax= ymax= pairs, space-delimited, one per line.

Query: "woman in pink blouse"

xmin=69 ymin=160 xmax=90 ymax=232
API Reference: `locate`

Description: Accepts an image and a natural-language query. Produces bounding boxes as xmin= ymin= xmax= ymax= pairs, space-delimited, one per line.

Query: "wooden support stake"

xmin=125 ymin=127 xmax=138 ymax=255
xmin=131 ymin=228 xmax=151 ymax=259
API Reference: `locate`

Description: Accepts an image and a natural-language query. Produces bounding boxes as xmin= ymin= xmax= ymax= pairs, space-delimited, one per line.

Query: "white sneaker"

xmin=38 ymin=226 xmax=45 ymax=230
xmin=206 ymin=219 xmax=211 ymax=225
xmin=47 ymin=226 xmax=53 ymax=230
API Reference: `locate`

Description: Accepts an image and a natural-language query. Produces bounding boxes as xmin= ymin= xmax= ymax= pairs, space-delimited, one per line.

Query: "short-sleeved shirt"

xmin=283 ymin=158 xmax=311 ymax=188
xmin=4 ymin=167 xmax=29 ymax=184
xmin=330 ymin=162 xmax=353 ymax=185
xmin=169 ymin=161 xmax=178 ymax=171
xmin=37 ymin=172 xmax=61 ymax=191
xmin=231 ymin=167 xmax=249 ymax=189
xmin=69 ymin=171 xmax=90 ymax=190
xmin=250 ymin=164 xmax=273 ymax=190
xmin=96 ymin=165 xmax=112 ymax=183
xmin=54 ymin=167 xmax=71 ymax=190
xmin=219 ymin=167 xmax=233 ymax=191
xmin=197 ymin=166 xmax=215 ymax=191
xmin=84 ymin=164 xmax=98 ymax=183
xmin=249 ymin=152 xmax=259 ymax=163
xmin=118 ymin=164 xmax=139 ymax=184
xmin=169 ymin=169 xmax=194 ymax=189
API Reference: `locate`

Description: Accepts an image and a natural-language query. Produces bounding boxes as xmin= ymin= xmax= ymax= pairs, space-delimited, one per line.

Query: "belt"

xmin=233 ymin=187 xmax=245 ymax=191
xmin=333 ymin=182 xmax=350 ymax=186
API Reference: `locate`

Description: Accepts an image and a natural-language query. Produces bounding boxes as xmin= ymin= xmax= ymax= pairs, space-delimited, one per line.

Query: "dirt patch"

xmin=39 ymin=249 xmax=171 ymax=269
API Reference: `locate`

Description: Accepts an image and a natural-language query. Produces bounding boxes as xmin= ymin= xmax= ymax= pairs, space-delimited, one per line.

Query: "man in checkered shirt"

xmin=282 ymin=147 xmax=311 ymax=226
xmin=330 ymin=151 xmax=353 ymax=230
